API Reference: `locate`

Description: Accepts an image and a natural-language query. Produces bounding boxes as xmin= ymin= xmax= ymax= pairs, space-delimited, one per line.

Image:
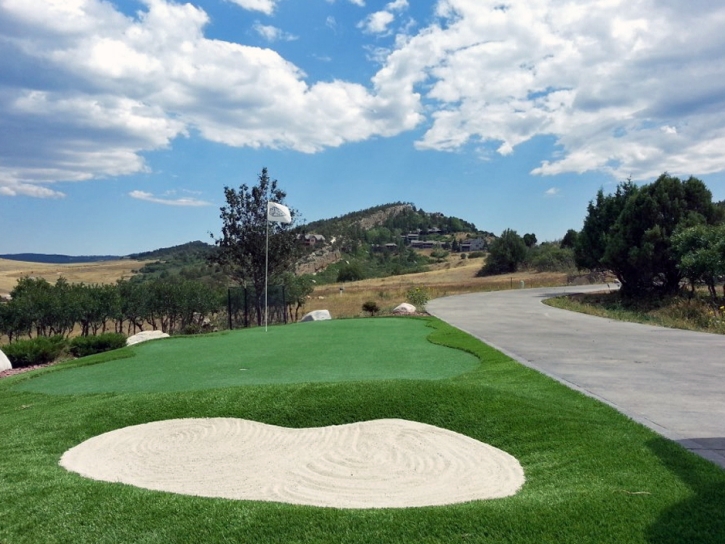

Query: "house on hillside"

xmin=410 ymin=240 xmax=442 ymax=249
xmin=297 ymin=234 xmax=326 ymax=247
xmin=460 ymin=238 xmax=486 ymax=252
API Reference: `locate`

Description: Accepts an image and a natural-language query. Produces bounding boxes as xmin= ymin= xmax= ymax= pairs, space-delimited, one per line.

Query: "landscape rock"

xmin=0 ymin=349 xmax=11 ymax=371
xmin=300 ymin=310 xmax=332 ymax=322
xmin=126 ymin=330 xmax=170 ymax=346
xmin=392 ymin=303 xmax=416 ymax=315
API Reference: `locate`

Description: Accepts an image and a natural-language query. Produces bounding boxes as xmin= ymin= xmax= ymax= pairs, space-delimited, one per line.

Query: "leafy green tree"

xmin=672 ymin=224 xmax=725 ymax=298
xmin=478 ymin=229 xmax=527 ymax=276
xmin=523 ymin=233 xmax=537 ymax=248
xmin=603 ymin=174 xmax=720 ymax=296
xmin=525 ymin=243 xmax=576 ymax=272
xmin=116 ymin=279 xmax=148 ymax=334
xmin=281 ymin=273 xmax=314 ymax=321
xmin=211 ymin=168 xmax=300 ymax=326
xmin=430 ymin=249 xmax=449 ymax=262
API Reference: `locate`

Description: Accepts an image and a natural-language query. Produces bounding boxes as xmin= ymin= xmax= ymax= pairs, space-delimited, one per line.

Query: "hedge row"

xmin=2 ymin=332 xmax=127 ymax=368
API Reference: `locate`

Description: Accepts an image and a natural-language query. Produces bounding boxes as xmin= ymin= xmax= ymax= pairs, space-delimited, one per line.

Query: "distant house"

xmin=297 ymin=234 xmax=326 ymax=247
xmin=460 ymin=238 xmax=486 ymax=252
xmin=410 ymin=240 xmax=442 ymax=249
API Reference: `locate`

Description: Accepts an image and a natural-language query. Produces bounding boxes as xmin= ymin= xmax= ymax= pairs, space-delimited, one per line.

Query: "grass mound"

xmin=2 ymin=317 xmax=724 ymax=543
xmin=14 ymin=318 xmax=478 ymax=394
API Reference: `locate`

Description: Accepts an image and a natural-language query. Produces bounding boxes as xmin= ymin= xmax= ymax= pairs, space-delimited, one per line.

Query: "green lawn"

xmin=15 ymin=318 xmax=478 ymax=394
xmin=1 ymin=317 xmax=724 ymax=543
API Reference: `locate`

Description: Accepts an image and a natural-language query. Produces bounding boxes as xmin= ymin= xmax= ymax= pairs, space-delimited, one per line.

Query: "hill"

xmin=1 ymin=204 xmax=488 ymax=289
xmin=297 ymin=202 xmax=489 ymax=283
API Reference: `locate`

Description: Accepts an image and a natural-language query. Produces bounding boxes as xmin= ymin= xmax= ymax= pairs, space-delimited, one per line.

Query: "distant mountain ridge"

xmin=2 ymin=204 xmax=484 ymax=278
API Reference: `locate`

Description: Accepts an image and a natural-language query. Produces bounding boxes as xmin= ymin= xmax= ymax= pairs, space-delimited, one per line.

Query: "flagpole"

xmin=265 ymin=204 xmax=269 ymax=332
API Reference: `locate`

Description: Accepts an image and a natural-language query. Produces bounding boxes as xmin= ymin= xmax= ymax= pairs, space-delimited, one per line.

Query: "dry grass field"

xmin=0 ymin=258 xmax=147 ymax=296
xmin=0 ymin=254 xmax=575 ymax=320
xmin=304 ymin=257 xmax=572 ymax=318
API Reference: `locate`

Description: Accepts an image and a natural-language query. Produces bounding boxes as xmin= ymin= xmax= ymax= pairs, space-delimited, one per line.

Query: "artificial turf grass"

xmin=13 ymin=318 xmax=479 ymax=394
xmin=2 ymin=317 xmax=724 ymax=543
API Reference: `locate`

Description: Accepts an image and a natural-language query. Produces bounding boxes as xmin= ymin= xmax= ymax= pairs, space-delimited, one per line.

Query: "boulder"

xmin=392 ymin=303 xmax=416 ymax=315
xmin=126 ymin=330 xmax=170 ymax=346
xmin=0 ymin=348 xmax=11 ymax=371
xmin=300 ymin=310 xmax=332 ymax=322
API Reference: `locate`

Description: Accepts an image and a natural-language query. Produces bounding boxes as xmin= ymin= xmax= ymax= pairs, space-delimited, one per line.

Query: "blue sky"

xmin=1 ymin=0 xmax=725 ymax=255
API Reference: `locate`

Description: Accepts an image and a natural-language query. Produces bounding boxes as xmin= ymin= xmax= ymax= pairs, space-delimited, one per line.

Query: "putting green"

xmin=15 ymin=318 xmax=478 ymax=394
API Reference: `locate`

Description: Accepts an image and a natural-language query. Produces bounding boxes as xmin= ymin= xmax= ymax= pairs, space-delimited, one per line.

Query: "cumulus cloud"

xmin=129 ymin=190 xmax=211 ymax=206
xmin=2 ymin=0 xmax=725 ymax=199
xmin=379 ymin=0 xmax=725 ymax=180
xmin=253 ymin=22 xmax=297 ymax=42
xmin=0 ymin=0 xmax=421 ymax=197
xmin=545 ymin=187 xmax=560 ymax=196
xmin=226 ymin=0 xmax=278 ymax=15
xmin=358 ymin=0 xmax=409 ymax=35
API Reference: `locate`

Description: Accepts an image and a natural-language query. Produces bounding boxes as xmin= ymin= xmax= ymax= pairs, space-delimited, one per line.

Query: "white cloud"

xmin=545 ymin=187 xmax=560 ymax=196
xmin=129 ymin=190 xmax=211 ymax=206
xmin=226 ymin=0 xmax=278 ymax=15
xmin=359 ymin=11 xmax=394 ymax=34
xmin=375 ymin=0 xmax=725 ymax=180
xmin=358 ymin=0 xmax=409 ymax=35
xmin=3 ymin=0 xmax=724 ymax=199
xmin=0 ymin=0 xmax=421 ymax=197
xmin=253 ymin=22 xmax=297 ymax=42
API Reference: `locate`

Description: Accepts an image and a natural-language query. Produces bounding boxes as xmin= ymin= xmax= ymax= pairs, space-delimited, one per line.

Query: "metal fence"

xmin=227 ymin=285 xmax=287 ymax=329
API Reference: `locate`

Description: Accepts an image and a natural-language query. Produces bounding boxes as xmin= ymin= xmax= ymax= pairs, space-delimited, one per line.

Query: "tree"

xmin=576 ymin=174 xmax=721 ymax=297
xmin=672 ymin=224 xmax=725 ymax=298
xmin=560 ymin=229 xmax=578 ymax=249
xmin=603 ymin=174 xmax=720 ymax=296
xmin=523 ymin=233 xmax=537 ymax=248
xmin=211 ymin=168 xmax=300 ymax=325
xmin=575 ymin=181 xmax=638 ymax=272
xmin=478 ymin=229 xmax=527 ymax=276
xmin=282 ymin=273 xmax=314 ymax=321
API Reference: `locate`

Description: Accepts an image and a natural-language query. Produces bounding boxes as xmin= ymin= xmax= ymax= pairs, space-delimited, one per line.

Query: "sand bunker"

xmin=60 ymin=418 xmax=524 ymax=508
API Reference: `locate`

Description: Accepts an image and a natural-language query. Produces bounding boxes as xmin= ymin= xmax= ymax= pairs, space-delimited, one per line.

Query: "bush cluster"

xmin=3 ymin=336 xmax=67 ymax=368
xmin=406 ymin=286 xmax=430 ymax=308
xmin=362 ymin=301 xmax=380 ymax=316
xmin=69 ymin=333 xmax=127 ymax=358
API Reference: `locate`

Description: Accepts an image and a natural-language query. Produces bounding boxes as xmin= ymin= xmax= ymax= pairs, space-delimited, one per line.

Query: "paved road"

xmin=427 ymin=285 xmax=725 ymax=468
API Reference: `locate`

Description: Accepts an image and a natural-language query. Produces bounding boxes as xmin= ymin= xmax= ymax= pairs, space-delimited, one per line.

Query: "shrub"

xmin=468 ymin=251 xmax=485 ymax=259
xmin=3 ymin=335 xmax=68 ymax=368
xmin=406 ymin=286 xmax=430 ymax=308
xmin=69 ymin=333 xmax=127 ymax=358
xmin=337 ymin=263 xmax=365 ymax=282
xmin=362 ymin=301 xmax=380 ymax=316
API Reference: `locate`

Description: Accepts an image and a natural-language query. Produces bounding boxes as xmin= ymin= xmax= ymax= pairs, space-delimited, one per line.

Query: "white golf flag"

xmin=267 ymin=201 xmax=292 ymax=224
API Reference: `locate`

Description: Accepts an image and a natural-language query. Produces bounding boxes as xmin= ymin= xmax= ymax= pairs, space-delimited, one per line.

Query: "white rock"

xmin=126 ymin=330 xmax=170 ymax=346
xmin=392 ymin=303 xmax=417 ymax=315
xmin=300 ymin=310 xmax=332 ymax=322
xmin=0 ymin=348 xmax=11 ymax=371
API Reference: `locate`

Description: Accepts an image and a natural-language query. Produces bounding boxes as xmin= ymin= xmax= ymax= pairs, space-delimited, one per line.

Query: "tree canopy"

xmin=210 ymin=168 xmax=301 ymax=325
xmin=478 ymin=229 xmax=527 ymax=276
xmin=575 ymin=174 xmax=722 ymax=297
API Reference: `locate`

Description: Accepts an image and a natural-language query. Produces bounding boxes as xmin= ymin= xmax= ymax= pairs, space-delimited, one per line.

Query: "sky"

xmin=1 ymin=0 xmax=725 ymax=255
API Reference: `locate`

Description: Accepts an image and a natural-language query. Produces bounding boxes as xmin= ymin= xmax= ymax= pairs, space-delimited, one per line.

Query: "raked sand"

xmin=60 ymin=418 xmax=525 ymax=509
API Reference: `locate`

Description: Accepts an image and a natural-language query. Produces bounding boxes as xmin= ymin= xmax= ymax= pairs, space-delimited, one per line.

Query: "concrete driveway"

xmin=426 ymin=285 xmax=725 ymax=468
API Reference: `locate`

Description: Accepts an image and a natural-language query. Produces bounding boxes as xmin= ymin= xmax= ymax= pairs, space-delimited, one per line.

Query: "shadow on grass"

xmin=646 ymin=437 xmax=725 ymax=543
